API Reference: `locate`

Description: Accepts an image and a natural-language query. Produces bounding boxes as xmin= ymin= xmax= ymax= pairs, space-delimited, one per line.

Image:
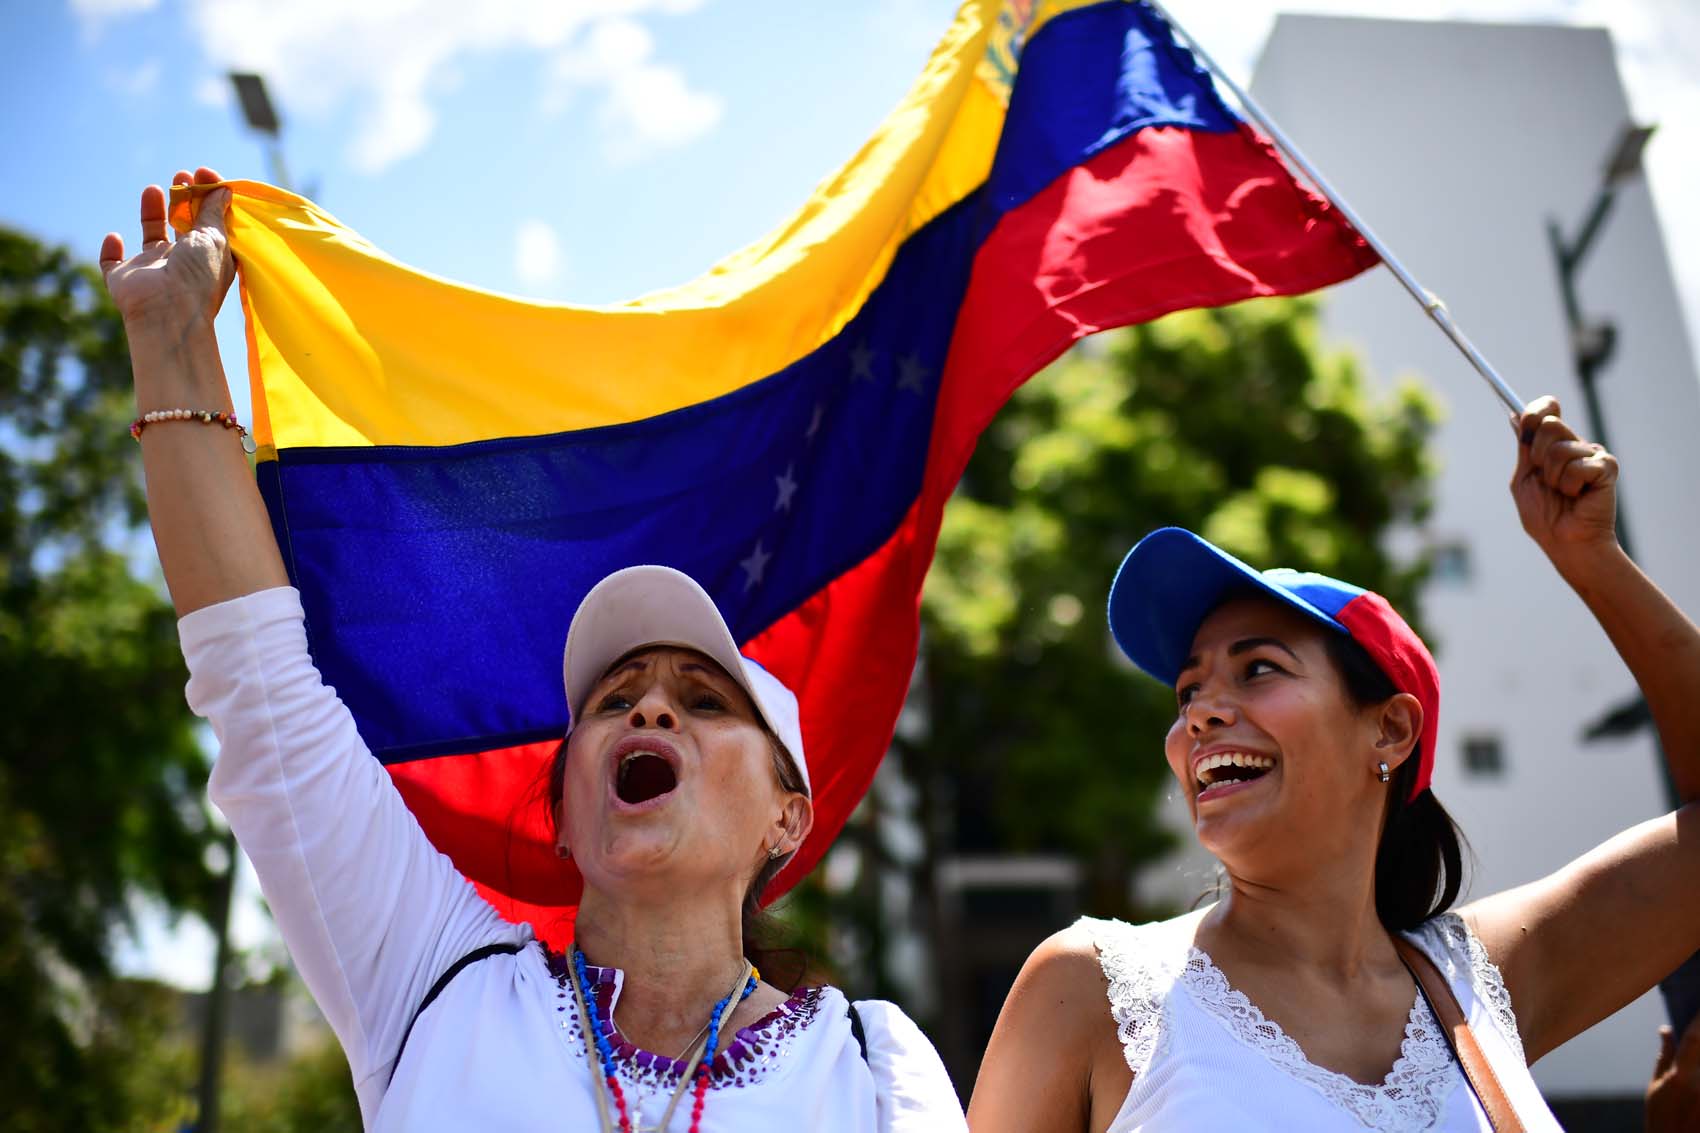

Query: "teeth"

xmin=1195 ymin=752 xmax=1276 ymax=786
xmin=617 ymin=750 xmax=666 ymax=787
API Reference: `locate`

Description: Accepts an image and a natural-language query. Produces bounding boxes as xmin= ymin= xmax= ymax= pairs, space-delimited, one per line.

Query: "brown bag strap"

xmin=1393 ymin=936 xmax=1526 ymax=1133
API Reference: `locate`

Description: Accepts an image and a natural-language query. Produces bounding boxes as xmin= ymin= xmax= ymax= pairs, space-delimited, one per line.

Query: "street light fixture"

xmin=1602 ymin=123 xmax=1656 ymax=187
xmin=229 ymin=72 xmax=280 ymax=134
xmin=1547 ymin=121 xmax=1654 ymax=478
xmin=228 ymin=71 xmax=294 ymax=192
xmin=1552 ymin=123 xmax=1655 ymax=287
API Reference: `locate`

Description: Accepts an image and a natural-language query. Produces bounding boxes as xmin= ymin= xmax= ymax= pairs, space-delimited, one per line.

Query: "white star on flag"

xmin=896 ymin=353 xmax=929 ymax=393
xmin=806 ymin=403 xmax=825 ymax=441
xmin=849 ymin=341 xmax=877 ymax=383
xmin=740 ymin=540 xmax=771 ymax=591
xmin=774 ymin=465 xmax=799 ymax=512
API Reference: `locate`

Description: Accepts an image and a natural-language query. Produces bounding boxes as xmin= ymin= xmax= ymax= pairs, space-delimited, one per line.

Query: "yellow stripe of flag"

xmin=170 ymin=0 xmax=1069 ymax=452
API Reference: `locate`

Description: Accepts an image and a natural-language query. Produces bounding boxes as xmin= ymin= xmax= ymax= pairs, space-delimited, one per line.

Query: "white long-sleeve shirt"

xmin=184 ymin=587 xmax=966 ymax=1132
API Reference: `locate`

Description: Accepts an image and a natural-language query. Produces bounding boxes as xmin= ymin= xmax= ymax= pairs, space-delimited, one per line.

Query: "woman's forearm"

xmin=131 ymin=315 xmax=289 ymax=615
xmin=1553 ymin=541 xmax=1700 ymax=802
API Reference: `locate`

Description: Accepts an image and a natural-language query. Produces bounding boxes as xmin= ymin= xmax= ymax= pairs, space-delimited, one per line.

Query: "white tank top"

xmin=1085 ymin=912 xmax=1563 ymax=1131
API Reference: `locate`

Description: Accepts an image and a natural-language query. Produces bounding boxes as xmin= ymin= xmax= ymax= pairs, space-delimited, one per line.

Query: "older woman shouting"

xmin=102 ymin=170 xmax=964 ymax=1132
xmin=970 ymin=398 xmax=1700 ymax=1132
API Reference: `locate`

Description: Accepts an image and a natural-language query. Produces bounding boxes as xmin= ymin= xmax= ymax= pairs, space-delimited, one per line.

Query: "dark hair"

xmin=545 ymin=724 xmax=813 ymax=988
xmin=1323 ymin=631 xmax=1469 ymax=931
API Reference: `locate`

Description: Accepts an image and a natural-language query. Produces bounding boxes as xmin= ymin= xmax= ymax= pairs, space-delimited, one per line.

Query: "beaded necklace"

xmin=567 ymin=947 xmax=759 ymax=1133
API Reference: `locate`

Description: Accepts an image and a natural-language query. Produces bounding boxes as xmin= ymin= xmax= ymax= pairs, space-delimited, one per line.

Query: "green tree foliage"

xmin=221 ymin=1033 xmax=363 ymax=1133
xmin=0 ymin=227 xmax=218 ymax=1127
xmin=916 ymin=297 xmax=1438 ymax=914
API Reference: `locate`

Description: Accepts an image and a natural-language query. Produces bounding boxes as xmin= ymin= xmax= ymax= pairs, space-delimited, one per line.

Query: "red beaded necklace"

xmin=566 ymin=948 xmax=758 ymax=1133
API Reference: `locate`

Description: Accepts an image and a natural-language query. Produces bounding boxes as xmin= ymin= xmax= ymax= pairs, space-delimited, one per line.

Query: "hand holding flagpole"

xmin=1509 ymin=396 xmax=1621 ymax=576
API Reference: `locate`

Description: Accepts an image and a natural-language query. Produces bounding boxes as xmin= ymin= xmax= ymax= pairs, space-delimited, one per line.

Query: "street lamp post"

xmin=1545 ymin=120 xmax=1669 ymax=786
xmin=1546 ymin=120 xmax=1700 ymax=1039
xmin=1545 ymin=122 xmax=1653 ymax=554
xmin=193 ymin=831 xmax=236 ymax=1133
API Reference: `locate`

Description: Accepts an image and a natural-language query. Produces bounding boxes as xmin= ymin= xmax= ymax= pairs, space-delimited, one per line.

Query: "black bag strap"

xmin=846 ymin=1001 xmax=869 ymax=1063
xmin=393 ymin=946 xmax=871 ymax=1082
xmin=390 ymin=941 xmax=523 ymax=1083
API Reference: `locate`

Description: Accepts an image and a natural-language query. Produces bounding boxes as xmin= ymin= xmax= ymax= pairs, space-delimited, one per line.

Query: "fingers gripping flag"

xmin=173 ymin=0 xmax=1376 ymax=945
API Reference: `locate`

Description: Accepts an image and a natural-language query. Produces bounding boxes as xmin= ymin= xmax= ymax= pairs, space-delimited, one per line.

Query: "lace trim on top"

xmin=1084 ymin=917 xmax=1175 ymax=1078
xmin=1181 ymin=946 xmax=1459 ymax=1129
xmin=1087 ymin=917 xmax=1465 ymax=1132
xmin=1408 ymin=911 xmax=1526 ymax=1063
xmin=542 ymin=945 xmax=826 ymax=1093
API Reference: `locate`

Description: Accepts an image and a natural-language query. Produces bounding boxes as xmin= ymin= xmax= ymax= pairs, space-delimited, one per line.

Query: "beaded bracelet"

xmin=130 ymin=408 xmax=257 ymax=454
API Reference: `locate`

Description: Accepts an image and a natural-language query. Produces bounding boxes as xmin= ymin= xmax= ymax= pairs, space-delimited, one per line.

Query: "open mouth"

xmin=616 ymin=751 xmax=679 ymax=806
xmin=1195 ymin=752 xmax=1276 ymax=797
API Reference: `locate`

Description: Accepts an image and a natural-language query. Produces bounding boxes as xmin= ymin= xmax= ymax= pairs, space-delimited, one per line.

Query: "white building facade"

xmin=1138 ymin=14 xmax=1700 ymax=1105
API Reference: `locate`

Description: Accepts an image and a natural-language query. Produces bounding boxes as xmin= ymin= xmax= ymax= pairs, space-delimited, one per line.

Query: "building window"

xmin=1430 ymin=541 xmax=1472 ymax=586
xmin=1461 ymin=734 xmax=1504 ymax=778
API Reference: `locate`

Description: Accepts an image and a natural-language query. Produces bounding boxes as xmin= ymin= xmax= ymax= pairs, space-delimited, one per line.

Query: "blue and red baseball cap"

xmin=1107 ymin=527 xmax=1439 ymax=800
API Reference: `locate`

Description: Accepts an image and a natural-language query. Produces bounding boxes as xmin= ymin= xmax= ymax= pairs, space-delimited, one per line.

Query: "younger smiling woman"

xmin=103 ymin=170 xmax=965 ymax=1131
xmin=969 ymin=398 xmax=1700 ymax=1131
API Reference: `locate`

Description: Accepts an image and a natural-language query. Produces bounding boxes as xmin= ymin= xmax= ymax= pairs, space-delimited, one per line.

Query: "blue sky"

xmin=3 ymin=0 xmax=1695 ymax=983
xmin=6 ymin=1 xmax=959 ymax=301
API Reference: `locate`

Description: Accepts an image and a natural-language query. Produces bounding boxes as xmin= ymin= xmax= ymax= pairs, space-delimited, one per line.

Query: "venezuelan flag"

xmin=172 ymin=0 xmax=1376 ymax=944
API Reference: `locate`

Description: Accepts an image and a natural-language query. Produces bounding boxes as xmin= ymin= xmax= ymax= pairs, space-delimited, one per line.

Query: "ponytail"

xmin=1323 ymin=633 xmax=1469 ymax=931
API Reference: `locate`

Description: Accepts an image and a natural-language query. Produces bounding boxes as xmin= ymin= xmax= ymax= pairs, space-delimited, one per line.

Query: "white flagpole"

xmin=1145 ymin=0 xmax=1526 ymax=416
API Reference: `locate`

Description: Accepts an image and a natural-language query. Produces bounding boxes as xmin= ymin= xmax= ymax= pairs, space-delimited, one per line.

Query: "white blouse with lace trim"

xmin=1084 ymin=912 xmax=1563 ymax=1132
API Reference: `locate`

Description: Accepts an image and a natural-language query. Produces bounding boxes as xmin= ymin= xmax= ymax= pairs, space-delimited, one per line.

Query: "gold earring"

xmin=767 ymin=844 xmax=784 ymax=860
xmin=1377 ymin=761 xmax=1391 ymax=783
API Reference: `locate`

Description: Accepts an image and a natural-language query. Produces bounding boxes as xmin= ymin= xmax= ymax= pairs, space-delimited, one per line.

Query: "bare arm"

xmin=968 ymin=924 xmax=1124 ymax=1133
xmin=1467 ymin=397 xmax=1700 ymax=1061
xmin=1467 ymin=805 xmax=1700 ymax=1062
xmin=101 ymin=168 xmax=288 ymax=615
xmin=1541 ymin=549 xmax=1700 ymax=801
xmin=1508 ymin=397 xmax=1700 ymax=797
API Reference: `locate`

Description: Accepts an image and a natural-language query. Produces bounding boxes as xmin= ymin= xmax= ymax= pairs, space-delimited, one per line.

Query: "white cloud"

xmin=177 ymin=0 xmax=713 ymax=173
xmin=867 ymin=0 xmax=956 ymax=52
xmin=106 ymin=58 xmax=161 ymax=97
xmin=545 ymin=16 xmax=724 ymax=164
xmin=194 ymin=73 xmax=231 ymax=109
xmin=69 ymin=0 xmax=159 ymax=31
xmin=514 ymin=218 xmax=564 ymax=286
xmin=69 ymin=0 xmax=158 ymax=12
